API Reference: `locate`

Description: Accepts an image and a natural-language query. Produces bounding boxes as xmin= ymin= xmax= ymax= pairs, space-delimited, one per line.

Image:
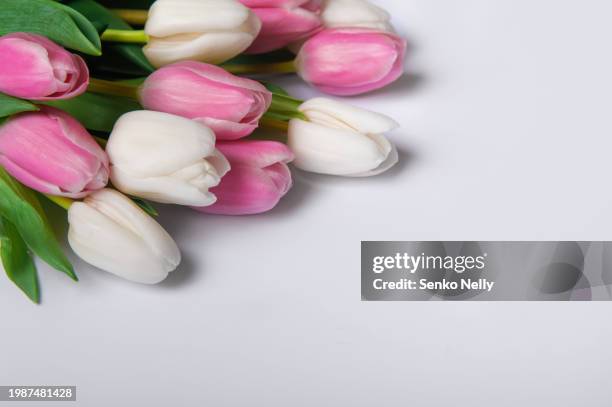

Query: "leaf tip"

xmin=28 ymin=293 xmax=41 ymax=304
xmin=60 ymin=263 xmax=79 ymax=282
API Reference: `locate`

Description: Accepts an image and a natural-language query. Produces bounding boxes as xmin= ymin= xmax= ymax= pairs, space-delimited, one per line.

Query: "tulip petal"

xmin=0 ymin=155 xmax=63 ymax=196
xmin=45 ymin=106 xmax=108 ymax=168
xmin=0 ymin=33 xmax=88 ymax=100
xmin=265 ymin=161 xmax=293 ymax=195
xmin=322 ymin=0 xmax=392 ymax=31
xmin=0 ymin=106 xmax=108 ymax=197
xmin=110 ymin=165 xmax=219 ymax=206
xmin=299 ymin=97 xmax=399 ymax=134
xmin=217 ymin=140 xmax=294 ymax=168
xmin=144 ymin=0 xmax=261 ymax=66
xmin=140 ymin=62 xmax=271 ymax=138
xmin=107 ymin=111 xmax=230 ymax=206
xmin=296 ymin=28 xmax=406 ymax=95
xmin=174 ymin=61 xmax=271 ymax=94
xmin=0 ymin=36 xmax=56 ymax=99
xmin=142 ymin=65 xmax=253 ymax=122
xmin=139 ymin=62 xmax=271 ymax=139
xmin=196 ymin=163 xmax=290 ymax=215
xmin=209 ymin=148 xmax=232 ymax=178
xmin=288 ymin=118 xmax=391 ymax=175
xmin=194 ymin=140 xmax=292 ymax=215
xmin=145 ymin=30 xmax=258 ymax=67
xmin=39 ymin=52 xmax=89 ymax=101
xmin=146 ymin=0 xmax=254 ymax=37
xmin=107 ymin=110 xmax=216 ymax=177
xmin=347 ymin=140 xmax=398 ymax=177
xmin=196 ymin=117 xmax=258 ymax=140
xmin=246 ymin=6 xmax=322 ymax=54
xmin=300 ymin=32 xmax=397 ymax=85
xmin=68 ymin=189 xmax=181 ymax=284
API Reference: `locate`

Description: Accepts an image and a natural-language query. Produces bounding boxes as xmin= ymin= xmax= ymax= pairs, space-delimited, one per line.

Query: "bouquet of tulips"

xmin=0 ymin=0 xmax=407 ymax=302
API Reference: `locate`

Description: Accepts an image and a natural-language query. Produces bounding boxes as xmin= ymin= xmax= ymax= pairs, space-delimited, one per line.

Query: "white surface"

xmin=2 ymin=1 xmax=612 ymax=405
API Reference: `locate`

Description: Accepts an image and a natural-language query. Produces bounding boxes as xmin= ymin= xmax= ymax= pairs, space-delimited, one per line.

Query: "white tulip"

xmin=143 ymin=0 xmax=262 ymax=67
xmin=288 ymin=98 xmax=399 ymax=177
xmin=68 ymin=189 xmax=181 ymax=284
xmin=106 ymin=111 xmax=230 ymax=206
xmin=321 ymin=0 xmax=394 ymax=32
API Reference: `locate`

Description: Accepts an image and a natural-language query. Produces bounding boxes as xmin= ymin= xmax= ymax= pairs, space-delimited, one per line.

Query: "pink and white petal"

xmin=195 ymin=117 xmax=258 ymax=140
xmin=142 ymin=66 xmax=259 ymax=122
xmin=264 ymin=162 xmax=293 ymax=195
xmin=174 ymin=61 xmax=272 ymax=96
xmin=0 ymin=155 xmax=88 ymax=198
xmin=216 ymin=141 xmax=295 ymax=168
xmin=0 ymin=37 xmax=56 ymax=99
xmin=194 ymin=164 xmax=286 ymax=215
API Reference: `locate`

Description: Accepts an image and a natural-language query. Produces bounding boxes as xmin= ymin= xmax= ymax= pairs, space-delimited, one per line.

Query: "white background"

xmin=2 ymin=0 xmax=612 ymax=405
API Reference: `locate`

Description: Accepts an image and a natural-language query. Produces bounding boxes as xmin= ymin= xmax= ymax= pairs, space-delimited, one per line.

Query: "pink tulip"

xmin=0 ymin=106 xmax=109 ymax=198
xmin=239 ymin=0 xmax=323 ymax=54
xmin=194 ymin=141 xmax=294 ymax=215
xmin=295 ymin=28 xmax=407 ymax=96
xmin=0 ymin=33 xmax=89 ymax=101
xmin=140 ymin=61 xmax=272 ymax=141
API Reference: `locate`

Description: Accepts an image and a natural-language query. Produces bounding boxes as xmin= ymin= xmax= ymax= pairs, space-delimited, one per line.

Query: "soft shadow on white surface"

xmin=285 ymin=145 xmax=418 ymax=187
xmin=366 ymin=72 xmax=428 ymax=98
xmin=160 ymin=252 xmax=198 ymax=288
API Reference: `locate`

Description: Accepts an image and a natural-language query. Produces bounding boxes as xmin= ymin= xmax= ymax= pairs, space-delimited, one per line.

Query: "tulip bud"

xmin=288 ymin=98 xmax=398 ymax=176
xmin=295 ymin=28 xmax=406 ymax=96
xmin=139 ymin=62 xmax=272 ymax=140
xmin=0 ymin=33 xmax=88 ymax=100
xmin=0 ymin=106 xmax=109 ymax=197
xmin=195 ymin=141 xmax=293 ymax=215
xmin=68 ymin=188 xmax=181 ymax=284
xmin=106 ymin=111 xmax=230 ymax=206
xmin=239 ymin=0 xmax=322 ymax=54
xmin=143 ymin=0 xmax=262 ymax=67
xmin=321 ymin=0 xmax=394 ymax=32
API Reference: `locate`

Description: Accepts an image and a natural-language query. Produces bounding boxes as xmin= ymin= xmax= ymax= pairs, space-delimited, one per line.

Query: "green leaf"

xmin=91 ymin=21 xmax=110 ymax=34
xmin=0 ymin=168 xmax=76 ymax=281
xmin=67 ymin=0 xmax=155 ymax=73
xmin=262 ymin=111 xmax=294 ymax=122
xmin=262 ymin=82 xmax=290 ymax=97
xmin=0 ymin=93 xmax=39 ymax=118
xmin=267 ymin=93 xmax=305 ymax=120
xmin=132 ymin=198 xmax=158 ymax=217
xmin=0 ymin=0 xmax=101 ymax=55
xmin=0 ymin=217 xmax=40 ymax=304
xmin=44 ymin=92 xmax=141 ymax=132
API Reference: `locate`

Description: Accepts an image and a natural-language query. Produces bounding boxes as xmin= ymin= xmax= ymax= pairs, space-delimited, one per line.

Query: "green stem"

xmin=268 ymin=93 xmax=305 ymax=119
xmin=44 ymin=195 xmax=73 ymax=211
xmin=101 ymin=29 xmax=148 ymax=44
xmin=112 ymin=9 xmax=149 ymax=25
xmin=94 ymin=136 xmax=108 ymax=148
xmin=259 ymin=117 xmax=290 ymax=132
xmin=272 ymin=92 xmax=303 ymax=105
xmin=88 ymin=78 xmax=140 ymax=100
xmin=223 ymin=61 xmax=297 ymax=75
